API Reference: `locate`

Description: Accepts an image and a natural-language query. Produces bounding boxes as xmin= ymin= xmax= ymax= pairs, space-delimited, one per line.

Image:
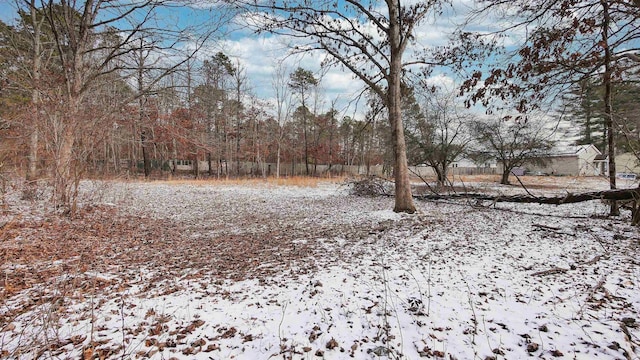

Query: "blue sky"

xmin=209 ymin=0 xmax=494 ymax=117
xmin=0 ymin=0 xmax=510 ymax=119
xmin=0 ymin=0 xmax=18 ymax=24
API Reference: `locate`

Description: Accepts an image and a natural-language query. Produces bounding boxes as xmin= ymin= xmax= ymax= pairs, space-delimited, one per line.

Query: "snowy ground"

xmin=1 ymin=177 xmax=639 ymax=359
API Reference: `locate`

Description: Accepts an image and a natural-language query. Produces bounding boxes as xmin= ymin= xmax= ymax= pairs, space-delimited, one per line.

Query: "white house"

xmin=527 ymin=144 xmax=602 ymax=176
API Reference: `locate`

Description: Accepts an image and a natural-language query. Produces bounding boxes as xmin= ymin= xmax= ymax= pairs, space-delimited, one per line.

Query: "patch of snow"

xmin=1 ymin=179 xmax=638 ymax=359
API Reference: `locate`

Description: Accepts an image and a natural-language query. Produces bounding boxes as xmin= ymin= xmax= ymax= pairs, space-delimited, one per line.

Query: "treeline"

xmin=0 ymin=2 xmax=399 ymax=210
xmin=3 ymin=0 xmax=640 ymax=216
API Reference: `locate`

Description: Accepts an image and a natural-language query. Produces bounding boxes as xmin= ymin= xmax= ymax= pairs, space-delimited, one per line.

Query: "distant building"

xmin=448 ymin=157 xmax=498 ymax=176
xmin=593 ymin=154 xmax=608 ymax=176
xmin=526 ymin=144 xmax=602 ymax=176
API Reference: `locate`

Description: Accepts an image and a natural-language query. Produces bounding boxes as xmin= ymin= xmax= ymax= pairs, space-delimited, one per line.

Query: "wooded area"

xmin=1 ymin=0 xmax=640 ymax=214
xmin=3 ymin=3 xmax=640 ymax=359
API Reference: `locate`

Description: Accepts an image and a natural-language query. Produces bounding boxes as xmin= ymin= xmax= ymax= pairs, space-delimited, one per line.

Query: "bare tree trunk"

xmin=207 ymin=122 xmax=213 ymax=177
xmin=137 ymin=38 xmax=152 ymax=178
xmin=27 ymin=123 xmax=38 ymax=181
xmin=602 ymin=0 xmax=619 ymax=216
xmin=225 ymin=122 xmax=230 ymax=179
xmin=436 ymin=165 xmax=448 ymax=187
xmin=235 ymin=113 xmax=241 ymax=177
xmin=389 ymin=94 xmax=414 ymax=212
xmin=501 ymin=170 xmax=510 ymax=185
xmin=141 ymin=130 xmax=151 ymax=177
xmin=216 ymin=128 xmax=222 ymax=178
xmin=111 ymin=136 xmax=118 ymax=173
xmin=388 ymin=3 xmax=415 ymax=213
xmin=172 ymin=138 xmax=177 ymax=175
xmin=303 ymin=96 xmax=310 ymax=176
xmin=328 ymin=113 xmax=334 ymax=174
xmin=236 ymin=136 xmax=241 ymax=176
xmin=276 ymin=141 xmax=281 ymax=178
xmin=193 ymin=153 xmax=199 ymax=179
xmin=55 ymin=126 xmax=75 ymax=207
xmin=25 ymin=0 xmax=42 ymax=195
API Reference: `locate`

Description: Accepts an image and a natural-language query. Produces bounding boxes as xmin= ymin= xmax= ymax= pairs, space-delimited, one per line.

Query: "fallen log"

xmin=415 ymin=187 xmax=640 ymax=205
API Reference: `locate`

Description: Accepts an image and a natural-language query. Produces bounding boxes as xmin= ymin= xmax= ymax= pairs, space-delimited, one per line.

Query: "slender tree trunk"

xmin=27 ymin=82 xmax=40 ymax=178
xmin=207 ymin=116 xmax=213 ymax=176
xmin=276 ymin=138 xmax=281 ymax=178
xmin=171 ymin=138 xmax=177 ymax=175
xmin=111 ymin=136 xmax=118 ymax=173
xmin=225 ymin=122 xmax=229 ymax=179
xmin=136 ymin=38 xmax=152 ymax=178
xmin=141 ymin=130 xmax=151 ymax=177
xmin=303 ymin=99 xmax=310 ymax=176
xmin=193 ymin=153 xmax=199 ymax=179
xmin=580 ymin=81 xmax=593 ymax=144
xmin=216 ymin=126 xmax=222 ymax=178
xmin=388 ymin=91 xmax=414 ymax=212
xmin=208 ymin=152 xmax=213 ymax=176
xmin=236 ymin=136 xmax=241 ymax=176
xmin=235 ymin=112 xmax=241 ymax=177
xmin=602 ymin=0 xmax=619 ymax=216
xmin=25 ymin=0 xmax=42 ymax=193
xmin=328 ymin=116 xmax=334 ymax=173
xmin=27 ymin=121 xmax=39 ymax=181
xmin=55 ymin=126 xmax=75 ymax=207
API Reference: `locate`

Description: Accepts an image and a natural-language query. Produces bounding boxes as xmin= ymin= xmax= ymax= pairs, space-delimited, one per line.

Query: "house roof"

xmin=550 ymin=144 xmax=601 ymax=157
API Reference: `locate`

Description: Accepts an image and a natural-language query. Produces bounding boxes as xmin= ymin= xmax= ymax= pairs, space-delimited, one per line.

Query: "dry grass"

xmin=99 ymin=172 xmax=613 ymax=192
xmin=147 ymin=175 xmax=347 ymax=188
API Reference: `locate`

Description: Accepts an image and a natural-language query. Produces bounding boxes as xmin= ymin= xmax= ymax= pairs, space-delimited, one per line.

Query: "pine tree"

xmin=562 ymin=78 xmax=605 ymax=151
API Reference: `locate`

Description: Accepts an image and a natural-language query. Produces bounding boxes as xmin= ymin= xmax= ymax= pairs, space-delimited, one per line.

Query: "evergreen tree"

xmin=563 ymin=78 xmax=605 ymax=150
xmin=563 ymin=79 xmax=640 ymax=153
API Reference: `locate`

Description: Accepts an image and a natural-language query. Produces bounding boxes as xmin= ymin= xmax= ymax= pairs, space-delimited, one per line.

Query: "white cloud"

xmin=190 ymin=0 xmax=527 ymax=120
xmin=196 ymin=32 xmax=367 ymax=117
xmin=424 ymin=73 xmax=457 ymax=89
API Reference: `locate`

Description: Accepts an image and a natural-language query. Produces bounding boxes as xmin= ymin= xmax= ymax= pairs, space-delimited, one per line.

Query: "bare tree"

xmin=469 ymin=118 xmax=554 ymax=185
xmin=230 ymin=59 xmax=249 ymax=176
xmin=232 ymin=0 xmax=450 ymax=212
xmin=406 ymin=86 xmax=473 ymax=186
xmin=463 ymin=0 xmax=640 ymax=214
xmin=34 ymin=0 xmax=225 ymax=207
xmin=0 ymin=1 xmax=59 ymax=196
xmin=271 ymin=61 xmax=295 ymax=178
xmin=132 ymin=36 xmax=156 ymax=178
xmin=23 ymin=0 xmax=44 ymax=184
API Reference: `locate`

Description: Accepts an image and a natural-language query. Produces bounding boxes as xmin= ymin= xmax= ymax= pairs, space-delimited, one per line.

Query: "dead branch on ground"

xmin=347 ymin=176 xmax=392 ymax=197
xmin=416 ymin=187 xmax=640 ymax=205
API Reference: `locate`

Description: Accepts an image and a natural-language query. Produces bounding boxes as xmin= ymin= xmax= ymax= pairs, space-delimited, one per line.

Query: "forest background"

xmin=0 ymin=0 xmax=640 ymax=213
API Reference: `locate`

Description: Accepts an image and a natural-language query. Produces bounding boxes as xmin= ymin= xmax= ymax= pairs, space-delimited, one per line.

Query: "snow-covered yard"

xmin=1 ymin=178 xmax=639 ymax=359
